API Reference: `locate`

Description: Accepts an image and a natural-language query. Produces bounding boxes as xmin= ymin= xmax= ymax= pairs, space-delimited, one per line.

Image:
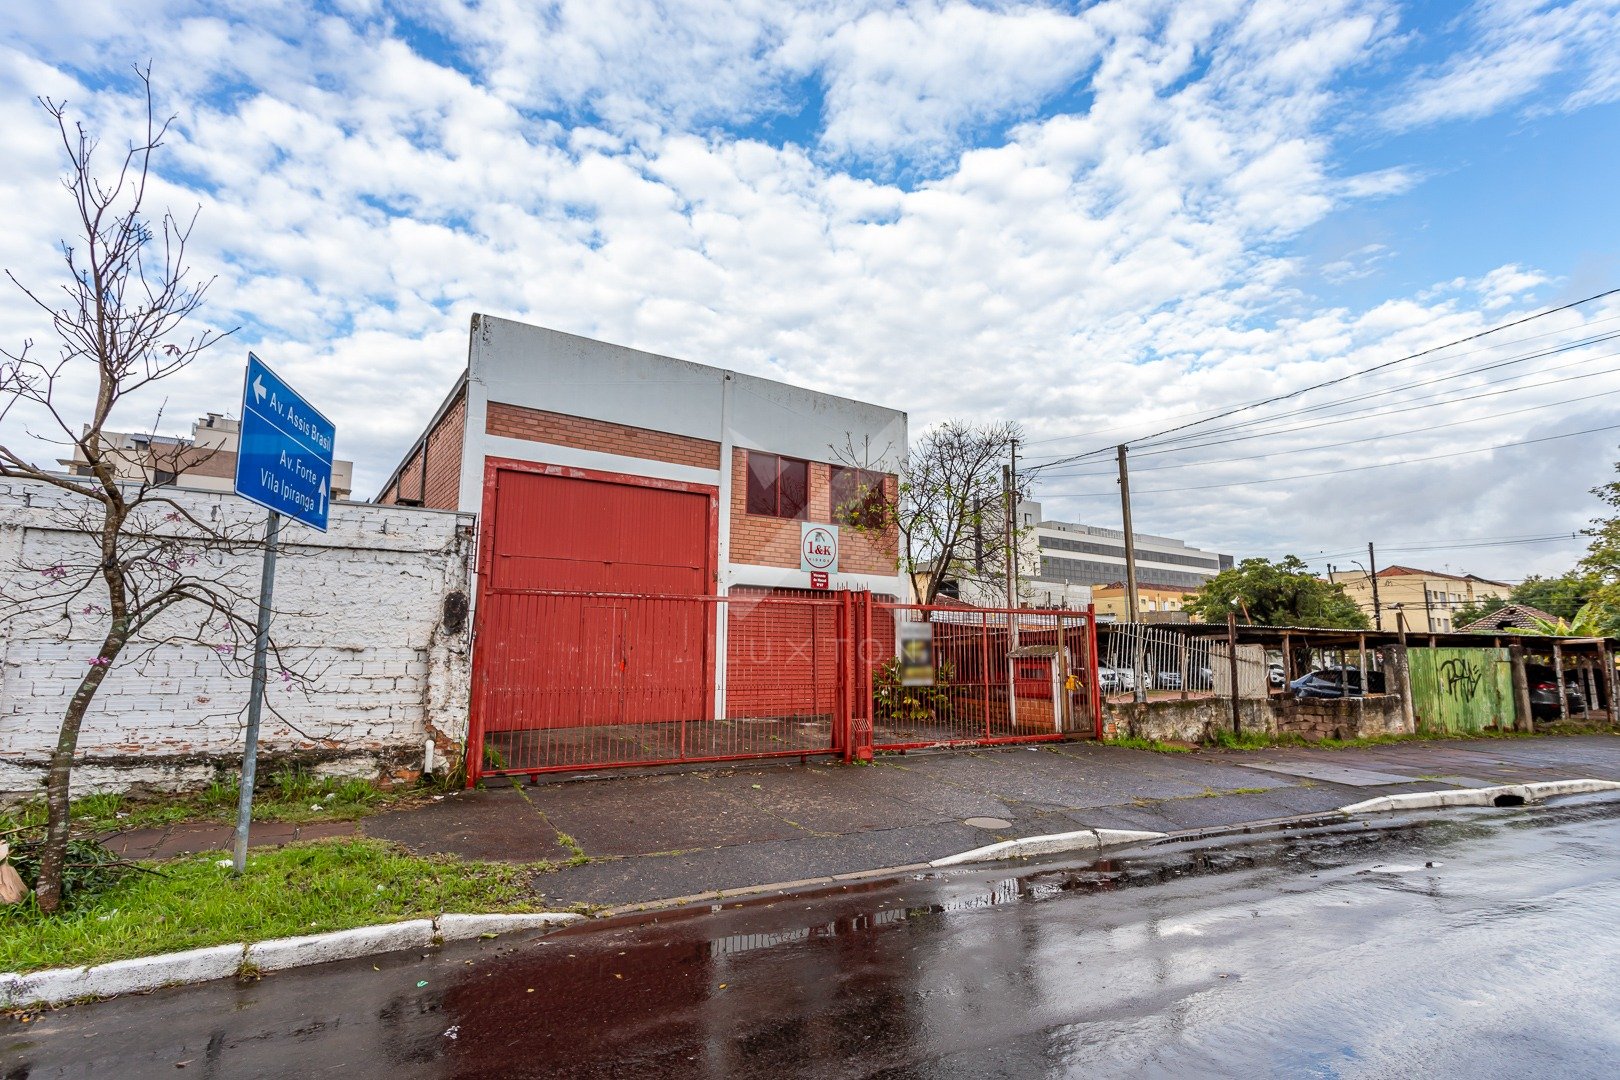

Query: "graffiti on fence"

xmin=1438 ymin=656 xmax=1484 ymax=700
xmin=1409 ymin=647 xmax=1512 ymax=734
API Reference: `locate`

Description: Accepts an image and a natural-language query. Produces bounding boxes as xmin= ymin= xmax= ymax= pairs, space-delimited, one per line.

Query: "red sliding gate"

xmin=469 ymin=587 xmax=1100 ymax=783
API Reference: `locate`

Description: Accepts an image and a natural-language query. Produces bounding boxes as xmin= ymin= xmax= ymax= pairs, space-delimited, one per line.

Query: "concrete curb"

xmin=1 ymin=911 xmax=585 ymax=1010
xmin=928 ymin=828 xmax=1168 ymax=867
xmin=1337 ymin=779 xmax=1620 ymax=816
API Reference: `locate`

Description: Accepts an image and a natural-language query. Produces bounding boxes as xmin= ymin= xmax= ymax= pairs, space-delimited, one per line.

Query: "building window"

xmin=747 ymin=452 xmax=808 ymax=519
xmin=830 ymin=466 xmax=886 ymax=529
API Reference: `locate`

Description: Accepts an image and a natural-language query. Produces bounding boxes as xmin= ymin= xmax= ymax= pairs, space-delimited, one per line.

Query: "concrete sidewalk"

xmin=345 ymin=734 xmax=1620 ymax=909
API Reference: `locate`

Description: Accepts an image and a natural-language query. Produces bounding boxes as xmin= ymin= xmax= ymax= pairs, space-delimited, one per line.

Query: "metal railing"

xmin=868 ymin=602 xmax=1100 ymax=750
xmin=466 ymin=589 xmax=1103 ymax=781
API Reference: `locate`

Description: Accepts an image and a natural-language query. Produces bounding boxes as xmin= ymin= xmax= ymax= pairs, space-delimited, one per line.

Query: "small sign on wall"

xmin=801 ymin=522 xmax=838 ymax=576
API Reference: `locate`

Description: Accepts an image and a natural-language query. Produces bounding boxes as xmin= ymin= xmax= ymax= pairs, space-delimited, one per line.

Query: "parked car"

xmin=1099 ymin=667 xmax=1137 ymax=693
xmin=1267 ymin=662 xmax=1285 ymax=688
xmin=1155 ymin=667 xmax=1213 ymax=691
xmin=1526 ymin=665 xmax=1588 ymax=719
xmin=1291 ymin=667 xmax=1385 ymax=699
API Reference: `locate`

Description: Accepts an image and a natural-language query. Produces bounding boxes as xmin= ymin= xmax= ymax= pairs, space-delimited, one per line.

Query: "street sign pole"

xmin=233 ymin=510 xmax=280 ymax=874
xmin=229 ymin=352 xmax=335 ymax=875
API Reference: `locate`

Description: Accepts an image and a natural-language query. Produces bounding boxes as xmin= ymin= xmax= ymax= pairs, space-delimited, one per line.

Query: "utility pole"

xmin=1003 ymin=454 xmax=1019 ymax=727
xmin=1117 ymin=444 xmax=1146 ymax=703
xmin=1005 ymin=441 xmax=1020 ymax=614
xmin=1116 ymin=445 xmax=1140 ymax=621
xmin=1367 ymin=542 xmax=1383 ymax=630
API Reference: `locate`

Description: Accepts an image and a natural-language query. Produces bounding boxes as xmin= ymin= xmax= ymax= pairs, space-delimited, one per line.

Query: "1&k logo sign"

xmin=801 ymin=523 xmax=839 ymax=575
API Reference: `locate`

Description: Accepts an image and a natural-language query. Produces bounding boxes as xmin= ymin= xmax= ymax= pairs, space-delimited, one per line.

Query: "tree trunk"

xmin=34 ymin=626 xmax=124 ymax=912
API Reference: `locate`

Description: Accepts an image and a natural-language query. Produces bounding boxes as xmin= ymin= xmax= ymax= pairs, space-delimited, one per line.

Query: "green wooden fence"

xmin=1408 ymin=647 xmax=1515 ymax=733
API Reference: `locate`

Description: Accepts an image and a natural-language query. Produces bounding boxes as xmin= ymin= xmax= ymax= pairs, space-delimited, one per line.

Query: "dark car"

xmin=1526 ymin=665 xmax=1588 ymax=719
xmin=1291 ymin=667 xmax=1386 ymax=699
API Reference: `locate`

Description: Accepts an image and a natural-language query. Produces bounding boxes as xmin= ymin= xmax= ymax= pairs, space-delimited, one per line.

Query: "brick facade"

xmin=486 ymin=401 xmax=722 ymax=471
xmin=382 ymin=389 xmax=466 ymax=511
xmin=728 ymin=449 xmax=899 ymax=574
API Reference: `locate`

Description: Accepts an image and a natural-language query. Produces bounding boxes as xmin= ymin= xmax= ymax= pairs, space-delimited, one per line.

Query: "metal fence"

xmin=1101 ymin=625 xmax=1270 ymax=700
xmin=470 ymin=591 xmax=846 ymax=778
xmin=868 ymin=602 xmax=1101 ymax=749
xmin=467 ymin=590 xmax=1103 ymax=781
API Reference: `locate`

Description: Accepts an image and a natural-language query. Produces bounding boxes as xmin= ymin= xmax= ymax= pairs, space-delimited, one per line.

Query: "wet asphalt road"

xmin=8 ymin=799 xmax=1620 ymax=1078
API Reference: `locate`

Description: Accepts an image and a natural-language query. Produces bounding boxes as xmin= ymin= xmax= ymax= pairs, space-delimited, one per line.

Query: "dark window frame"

xmin=746 ymin=451 xmax=810 ymax=520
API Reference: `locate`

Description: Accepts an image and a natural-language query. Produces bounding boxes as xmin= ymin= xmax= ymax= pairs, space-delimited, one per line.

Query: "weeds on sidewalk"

xmin=0 ymin=838 xmax=553 ymax=975
xmin=1104 ymin=736 xmax=1194 ymax=753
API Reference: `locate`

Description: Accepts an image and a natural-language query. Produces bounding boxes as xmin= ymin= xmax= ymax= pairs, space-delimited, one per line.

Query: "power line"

xmin=1121 ymin=329 xmax=1620 ymax=457
xmin=1037 ymin=379 xmax=1620 ymax=480
xmin=1020 ymin=310 xmax=1620 ymax=452
xmin=1026 ymin=287 xmax=1620 ymax=472
xmin=1037 ymin=421 xmax=1620 ymax=498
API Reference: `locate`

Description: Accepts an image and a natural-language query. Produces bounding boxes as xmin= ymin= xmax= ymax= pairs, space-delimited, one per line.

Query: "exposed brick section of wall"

xmin=840 ymin=473 xmax=900 ymax=575
xmin=485 ymin=401 xmax=722 ymax=471
xmin=381 ymin=390 xmax=465 ymax=511
xmin=728 ymin=450 xmax=899 ymax=574
xmin=1275 ymin=695 xmax=1409 ymax=740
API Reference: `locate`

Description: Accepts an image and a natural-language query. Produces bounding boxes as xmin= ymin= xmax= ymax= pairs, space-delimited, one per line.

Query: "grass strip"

xmin=1 ymin=769 xmax=432 ymax=839
xmin=0 ymin=838 xmax=554 ymax=975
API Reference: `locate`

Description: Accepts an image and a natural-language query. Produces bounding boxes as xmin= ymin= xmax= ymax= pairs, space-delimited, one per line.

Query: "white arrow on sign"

xmin=319 ymin=478 xmax=327 ymax=514
xmin=253 ymin=374 xmax=267 ymax=404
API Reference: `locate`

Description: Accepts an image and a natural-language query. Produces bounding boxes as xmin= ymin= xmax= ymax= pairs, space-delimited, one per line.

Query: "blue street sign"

xmin=234 ymin=353 xmax=336 ymax=532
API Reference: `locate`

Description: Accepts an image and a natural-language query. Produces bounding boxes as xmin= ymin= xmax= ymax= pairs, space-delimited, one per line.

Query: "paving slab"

xmin=363 ymin=788 xmax=565 ymax=862
xmin=1236 ymin=761 xmax=1422 ymax=787
xmin=538 ymin=821 xmax=987 ymax=907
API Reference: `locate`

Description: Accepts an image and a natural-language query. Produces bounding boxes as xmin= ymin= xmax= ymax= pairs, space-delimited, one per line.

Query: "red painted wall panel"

xmin=725 ymin=587 xmax=839 ymax=719
xmin=477 ymin=466 xmax=715 ymax=731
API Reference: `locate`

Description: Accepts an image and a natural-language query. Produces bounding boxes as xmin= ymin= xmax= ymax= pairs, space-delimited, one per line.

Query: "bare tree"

xmin=834 ymin=421 xmax=1025 ymax=607
xmin=0 ymin=68 xmax=284 ymax=911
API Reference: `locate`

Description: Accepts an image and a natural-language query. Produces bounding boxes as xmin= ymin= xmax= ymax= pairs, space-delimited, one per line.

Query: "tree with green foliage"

xmin=1451 ymin=594 xmax=1508 ymax=627
xmin=1183 ymin=556 xmax=1370 ymax=629
xmin=1512 ymin=571 xmax=1597 ymax=623
xmin=1580 ymin=462 xmax=1620 ymax=636
xmin=1501 ymin=602 xmax=1610 ymax=637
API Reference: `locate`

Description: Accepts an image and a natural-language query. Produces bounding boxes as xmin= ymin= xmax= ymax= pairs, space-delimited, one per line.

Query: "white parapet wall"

xmin=0 ymin=478 xmax=474 ymax=800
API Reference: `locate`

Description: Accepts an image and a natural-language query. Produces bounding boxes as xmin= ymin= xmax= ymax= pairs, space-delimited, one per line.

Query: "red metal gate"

xmin=861 ymin=599 xmax=1102 ymax=752
xmin=468 ymin=464 xmax=1100 ymax=781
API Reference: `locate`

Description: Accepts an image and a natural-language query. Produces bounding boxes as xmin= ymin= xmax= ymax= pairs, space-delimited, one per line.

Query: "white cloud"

xmin=1 ymin=1 xmax=1614 ymax=582
xmin=1385 ymin=0 xmax=1620 ymax=129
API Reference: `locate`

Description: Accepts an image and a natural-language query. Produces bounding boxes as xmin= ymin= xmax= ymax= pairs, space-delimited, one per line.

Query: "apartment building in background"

xmin=1090 ymin=582 xmax=1194 ymax=622
xmin=60 ymin=413 xmax=356 ymax=499
xmin=1329 ymin=565 xmax=1512 ymax=633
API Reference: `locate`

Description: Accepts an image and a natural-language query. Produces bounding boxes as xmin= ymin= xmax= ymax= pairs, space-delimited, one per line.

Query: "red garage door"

xmin=471 ymin=463 xmax=716 ymax=769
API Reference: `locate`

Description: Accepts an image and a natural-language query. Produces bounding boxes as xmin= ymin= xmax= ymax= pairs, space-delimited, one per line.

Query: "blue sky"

xmin=2 ymin=0 xmax=1618 ymax=581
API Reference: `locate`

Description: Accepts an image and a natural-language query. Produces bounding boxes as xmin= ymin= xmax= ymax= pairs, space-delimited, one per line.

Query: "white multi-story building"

xmin=1016 ymin=500 xmax=1233 ymax=600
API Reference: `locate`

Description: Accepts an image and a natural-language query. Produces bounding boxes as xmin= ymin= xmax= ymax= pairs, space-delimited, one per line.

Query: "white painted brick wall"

xmin=0 ymin=478 xmax=475 ymax=799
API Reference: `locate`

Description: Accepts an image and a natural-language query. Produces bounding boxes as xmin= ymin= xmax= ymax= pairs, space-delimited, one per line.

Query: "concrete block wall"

xmin=1274 ymin=694 xmax=1409 ymax=740
xmin=0 ymin=478 xmax=474 ymax=800
xmin=1104 ymin=693 xmax=1412 ymax=744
